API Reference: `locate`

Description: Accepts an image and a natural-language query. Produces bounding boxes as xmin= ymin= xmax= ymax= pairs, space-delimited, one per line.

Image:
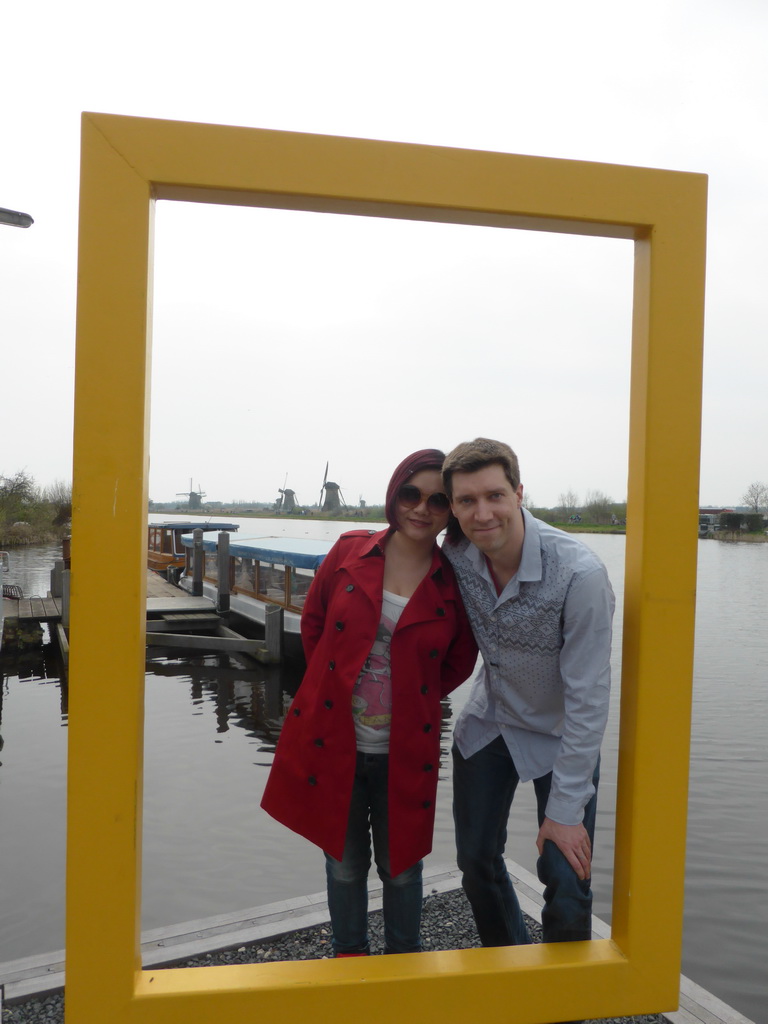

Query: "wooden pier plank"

xmin=146 ymin=615 xmax=222 ymax=632
xmin=4 ymin=571 xmax=271 ymax=659
xmin=145 ymin=632 xmax=266 ymax=655
xmin=4 ymin=573 xmax=212 ymax=628
xmin=3 ymin=596 xmax=62 ymax=623
xmin=0 ymin=862 xmax=756 ymax=1022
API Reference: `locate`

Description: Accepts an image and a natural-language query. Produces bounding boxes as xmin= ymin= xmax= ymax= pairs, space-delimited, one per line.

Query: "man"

xmin=442 ymin=438 xmax=614 ymax=947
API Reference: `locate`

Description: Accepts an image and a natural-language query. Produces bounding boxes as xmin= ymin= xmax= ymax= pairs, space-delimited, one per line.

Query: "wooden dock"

xmin=1 ymin=572 xmax=272 ymax=662
xmin=0 ymin=861 xmax=755 ymax=1022
xmin=1 ymin=594 xmax=65 ymax=656
xmin=2 ymin=595 xmax=62 ymax=623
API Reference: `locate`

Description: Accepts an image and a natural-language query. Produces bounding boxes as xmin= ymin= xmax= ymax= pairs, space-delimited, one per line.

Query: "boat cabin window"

xmin=291 ymin=568 xmax=313 ymax=609
xmin=203 ymin=552 xmax=219 ymax=581
xmin=258 ymin=561 xmax=288 ymax=605
xmin=213 ymin=550 xmax=319 ymax=613
xmin=232 ymin=557 xmax=256 ymax=594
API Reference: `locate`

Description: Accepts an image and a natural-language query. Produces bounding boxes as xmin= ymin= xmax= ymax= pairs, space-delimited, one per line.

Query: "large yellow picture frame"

xmin=67 ymin=112 xmax=707 ymax=1023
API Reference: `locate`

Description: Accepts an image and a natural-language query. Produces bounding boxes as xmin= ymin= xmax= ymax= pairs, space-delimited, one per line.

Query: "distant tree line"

xmin=0 ymin=470 xmax=72 ymax=544
xmin=4 ymin=470 xmax=765 ymax=544
xmin=522 ymin=489 xmax=626 ymax=528
xmin=532 ymin=480 xmax=768 ymax=532
xmin=719 ymin=511 xmax=765 ymax=533
xmin=715 ymin=481 xmax=768 ymax=534
xmin=741 ymin=481 xmax=768 ymax=515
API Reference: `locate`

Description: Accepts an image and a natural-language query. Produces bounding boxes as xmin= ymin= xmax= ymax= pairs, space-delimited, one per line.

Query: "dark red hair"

xmin=384 ymin=448 xmax=447 ymax=530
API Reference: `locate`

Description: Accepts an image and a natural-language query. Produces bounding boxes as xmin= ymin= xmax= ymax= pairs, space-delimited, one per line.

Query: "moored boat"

xmin=148 ymin=520 xmax=239 ymax=582
xmin=177 ymin=532 xmax=333 ymax=634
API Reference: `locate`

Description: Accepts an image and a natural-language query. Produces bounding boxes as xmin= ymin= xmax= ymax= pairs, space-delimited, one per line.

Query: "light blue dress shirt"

xmin=443 ymin=508 xmax=615 ymax=825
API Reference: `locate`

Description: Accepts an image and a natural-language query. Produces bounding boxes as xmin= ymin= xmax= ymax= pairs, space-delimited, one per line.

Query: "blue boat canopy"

xmin=180 ymin=533 xmax=333 ymax=571
xmin=152 ymin=521 xmax=239 ymax=532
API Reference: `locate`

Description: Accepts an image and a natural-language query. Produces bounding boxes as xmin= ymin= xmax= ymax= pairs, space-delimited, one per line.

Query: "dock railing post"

xmin=216 ymin=532 xmax=230 ymax=614
xmin=50 ymin=560 xmax=64 ymax=598
xmin=62 ymin=568 xmax=70 ymax=629
xmin=192 ymin=529 xmax=203 ymax=597
xmin=264 ymin=604 xmax=283 ymax=662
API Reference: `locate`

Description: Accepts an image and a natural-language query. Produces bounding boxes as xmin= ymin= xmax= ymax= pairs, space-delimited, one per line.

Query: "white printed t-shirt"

xmin=352 ymin=589 xmax=408 ymax=753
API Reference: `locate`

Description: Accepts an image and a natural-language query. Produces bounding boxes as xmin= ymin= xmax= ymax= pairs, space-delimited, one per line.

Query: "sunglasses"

xmin=397 ymin=484 xmax=451 ymax=514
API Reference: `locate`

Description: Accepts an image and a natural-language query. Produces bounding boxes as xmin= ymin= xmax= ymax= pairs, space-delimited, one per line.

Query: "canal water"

xmin=1 ymin=522 xmax=766 ymax=1023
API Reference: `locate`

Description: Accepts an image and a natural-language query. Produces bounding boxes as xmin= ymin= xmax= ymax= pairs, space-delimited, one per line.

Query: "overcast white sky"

xmin=2 ymin=0 xmax=766 ymax=508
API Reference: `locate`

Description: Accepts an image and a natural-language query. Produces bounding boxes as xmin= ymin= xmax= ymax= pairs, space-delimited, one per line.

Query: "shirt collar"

xmin=461 ymin=507 xmax=542 ymax=585
xmin=518 ymin=508 xmax=543 ymax=582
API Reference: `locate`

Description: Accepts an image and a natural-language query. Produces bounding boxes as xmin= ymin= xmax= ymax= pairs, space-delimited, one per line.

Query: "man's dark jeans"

xmin=452 ymin=735 xmax=599 ymax=946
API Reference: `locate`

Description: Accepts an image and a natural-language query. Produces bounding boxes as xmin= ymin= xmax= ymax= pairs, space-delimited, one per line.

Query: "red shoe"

xmin=335 ymin=952 xmax=370 ymax=958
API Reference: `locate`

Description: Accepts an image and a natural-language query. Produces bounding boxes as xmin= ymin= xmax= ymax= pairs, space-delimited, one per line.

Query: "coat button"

xmin=314 ymin=738 xmax=324 ymax=747
xmin=335 ymin=621 xmax=345 ymax=631
xmin=308 ymin=776 xmax=317 ymax=786
xmin=293 ymin=708 xmax=301 ymax=716
xmin=329 ymin=660 xmax=336 ymax=670
xmin=422 ymin=800 xmax=432 ymax=808
xmin=324 ymin=699 xmax=334 ymax=709
xmin=436 ymin=607 xmax=445 ymax=617
xmin=346 ymin=584 xmax=354 ymax=592
xmin=423 ymin=763 xmax=433 ymax=772
xmin=420 ymin=684 xmax=428 ymax=694
xmin=429 ymin=649 xmax=439 ymax=658
xmin=423 ymin=723 xmax=432 ymax=733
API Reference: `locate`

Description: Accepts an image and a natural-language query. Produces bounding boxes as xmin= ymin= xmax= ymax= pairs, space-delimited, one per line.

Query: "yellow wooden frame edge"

xmin=67 ymin=112 xmax=707 ymax=1024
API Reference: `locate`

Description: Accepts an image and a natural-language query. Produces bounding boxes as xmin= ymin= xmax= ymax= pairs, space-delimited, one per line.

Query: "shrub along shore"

xmin=0 ymin=472 xmax=71 ymax=548
xmin=0 ymin=525 xmax=69 ymax=548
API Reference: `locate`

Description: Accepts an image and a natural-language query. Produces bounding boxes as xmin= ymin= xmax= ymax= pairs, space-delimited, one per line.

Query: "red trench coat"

xmin=260 ymin=529 xmax=478 ymax=877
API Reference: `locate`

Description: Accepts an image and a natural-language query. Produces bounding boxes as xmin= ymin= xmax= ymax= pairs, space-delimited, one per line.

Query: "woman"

xmin=261 ymin=449 xmax=477 ymax=956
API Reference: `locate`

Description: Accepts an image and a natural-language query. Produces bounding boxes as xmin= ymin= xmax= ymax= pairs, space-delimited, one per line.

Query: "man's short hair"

xmin=442 ymin=437 xmax=521 ymax=497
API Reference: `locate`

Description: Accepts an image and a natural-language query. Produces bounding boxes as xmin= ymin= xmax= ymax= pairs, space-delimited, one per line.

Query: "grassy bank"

xmin=157 ymin=510 xmax=768 ymax=542
xmin=178 ymin=509 xmax=630 ymax=533
xmin=0 ymin=523 xmax=69 ymax=547
xmin=195 ymin=507 xmax=389 ymax=523
xmin=710 ymin=530 xmax=768 ymax=543
xmin=550 ymin=522 xmax=626 ymax=535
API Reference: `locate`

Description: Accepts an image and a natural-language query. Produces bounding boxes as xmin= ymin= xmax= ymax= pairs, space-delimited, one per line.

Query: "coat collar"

xmin=356 ymin=527 xmax=390 ymax=559
xmin=343 ymin=527 xmax=446 ymax=584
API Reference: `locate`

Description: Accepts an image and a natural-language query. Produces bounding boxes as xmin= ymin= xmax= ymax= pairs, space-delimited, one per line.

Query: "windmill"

xmin=176 ymin=479 xmax=206 ymax=510
xmin=276 ymin=485 xmax=299 ymax=514
xmin=273 ymin=472 xmax=301 ymax=514
xmin=279 ymin=488 xmax=298 ymax=512
xmin=318 ymin=462 xmax=347 ymax=512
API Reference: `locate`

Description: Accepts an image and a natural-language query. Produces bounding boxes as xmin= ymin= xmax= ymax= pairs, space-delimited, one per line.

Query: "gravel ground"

xmin=2 ymin=889 xmax=668 ymax=1024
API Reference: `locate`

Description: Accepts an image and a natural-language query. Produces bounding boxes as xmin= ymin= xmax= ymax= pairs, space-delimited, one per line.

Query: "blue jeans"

xmin=452 ymin=735 xmax=599 ymax=945
xmin=324 ymin=751 xmax=423 ymax=955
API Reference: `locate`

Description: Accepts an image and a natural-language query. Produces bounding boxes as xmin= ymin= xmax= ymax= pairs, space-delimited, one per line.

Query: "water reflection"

xmin=1 ymin=541 xmax=63 ymax=601
xmin=145 ymin=647 xmax=456 ymax=757
xmin=146 ymin=649 xmax=301 ymax=749
xmin=0 ymin=630 xmax=68 ymax=961
xmin=0 ymin=635 xmax=68 ymax=726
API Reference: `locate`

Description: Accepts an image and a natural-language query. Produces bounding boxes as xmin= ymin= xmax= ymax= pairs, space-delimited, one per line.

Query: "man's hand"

xmin=536 ymin=817 xmax=592 ymax=880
